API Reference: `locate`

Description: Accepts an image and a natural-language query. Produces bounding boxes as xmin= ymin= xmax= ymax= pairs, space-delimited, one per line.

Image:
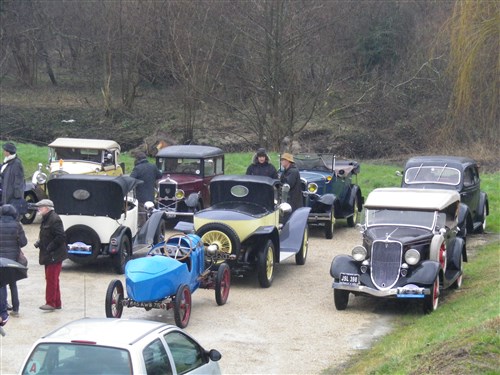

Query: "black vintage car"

xmin=330 ymin=188 xmax=466 ymax=313
xmin=401 ymin=156 xmax=489 ymax=237
xmin=294 ymin=153 xmax=363 ymax=239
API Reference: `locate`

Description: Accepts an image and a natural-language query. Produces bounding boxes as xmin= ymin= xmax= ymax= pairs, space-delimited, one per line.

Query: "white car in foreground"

xmin=19 ymin=318 xmax=222 ymax=375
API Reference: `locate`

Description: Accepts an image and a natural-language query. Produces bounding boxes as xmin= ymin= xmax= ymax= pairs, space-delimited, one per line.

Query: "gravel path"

xmin=1 ymin=217 xmax=394 ymax=374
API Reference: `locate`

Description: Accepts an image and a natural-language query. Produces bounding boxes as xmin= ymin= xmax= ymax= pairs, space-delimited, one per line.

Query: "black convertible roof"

xmin=156 ymin=145 xmax=223 ymax=158
xmin=404 ymin=156 xmax=477 ymax=171
xmin=47 ymin=175 xmax=142 ymax=219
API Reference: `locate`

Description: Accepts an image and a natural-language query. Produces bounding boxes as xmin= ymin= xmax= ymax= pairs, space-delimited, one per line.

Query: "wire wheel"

xmin=197 ymin=223 xmax=240 ymax=258
xmin=105 ymin=279 xmax=124 ymax=318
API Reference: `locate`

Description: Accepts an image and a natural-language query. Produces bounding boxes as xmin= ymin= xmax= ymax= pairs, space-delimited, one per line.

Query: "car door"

xmin=460 ymin=166 xmax=480 ymax=221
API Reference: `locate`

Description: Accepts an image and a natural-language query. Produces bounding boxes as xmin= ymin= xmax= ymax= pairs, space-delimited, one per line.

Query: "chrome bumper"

xmin=332 ymin=282 xmax=430 ymax=298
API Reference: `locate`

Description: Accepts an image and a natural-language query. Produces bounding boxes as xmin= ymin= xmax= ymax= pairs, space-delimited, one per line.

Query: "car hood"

xmin=365 ymin=226 xmax=434 ymax=245
xmin=159 ymin=174 xmax=202 ymax=184
xmin=50 ymin=161 xmax=103 ymax=175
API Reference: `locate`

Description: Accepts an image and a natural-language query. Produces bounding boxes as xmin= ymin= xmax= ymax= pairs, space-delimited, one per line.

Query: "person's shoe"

xmin=6 ymin=304 xmax=12 ymax=311
xmin=39 ymin=304 xmax=55 ymax=311
xmin=10 ymin=311 xmax=19 ymax=317
xmin=55 ymin=306 xmax=62 ymax=310
xmin=0 ymin=315 xmax=8 ymax=326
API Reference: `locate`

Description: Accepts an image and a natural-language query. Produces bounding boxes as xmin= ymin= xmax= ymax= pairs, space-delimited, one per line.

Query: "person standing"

xmin=280 ymin=153 xmax=303 ymax=215
xmin=130 ymin=152 xmax=162 ymax=227
xmin=246 ymin=148 xmax=278 ymax=179
xmin=0 ymin=204 xmax=28 ymax=318
xmin=1 ymin=142 xmax=26 ymax=219
xmin=34 ymin=199 xmax=67 ymax=311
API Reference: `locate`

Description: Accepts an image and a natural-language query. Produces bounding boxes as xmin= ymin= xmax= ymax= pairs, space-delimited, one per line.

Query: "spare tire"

xmin=66 ymin=225 xmax=101 ymax=265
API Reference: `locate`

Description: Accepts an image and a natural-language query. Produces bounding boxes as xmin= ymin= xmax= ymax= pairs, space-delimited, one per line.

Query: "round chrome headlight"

xmin=35 ymin=172 xmax=48 ymax=184
xmin=307 ymin=183 xmax=318 ymax=194
xmin=352 ymin=245 xmax=367 ymax=261
xmin=175 ymin=189 xmax=185 ymax=199
xmin=404 ymin=248 xmax=421 ymax=265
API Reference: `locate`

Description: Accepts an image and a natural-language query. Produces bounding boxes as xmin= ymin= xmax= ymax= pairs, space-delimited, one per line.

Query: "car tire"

xmin=479 ymin=205 xmax=487 ymax=233
xmin=215 ymin=263 xmax=231 ymax=306
xmin=257 ymin=240 xmax=275 ymax=288
xmin=153 ymin=218 xmax=167 ymax=244
xmin=21 ymin=192 xmax=37 ymax=224
xmin=324 ymin=211 xmax=334 ymax=239
xmin=423 ymin=276 xmax=440 ymax=314
xmin=295 ymin=226 xmax=309 ymax=265
xmin=333 ymin=289 xmax=349 ymax=310
xmin=113 ymin=235 xmax=131 ymax=275
xmin=451 ymin=254 xmax=463 ymax=289
xmin=66 ymin=225 xmax=101 ymax=265
xmin=346 ymin=195 xmax=359 ymax=228
xmin=174 ymin=284 xmax=191 ymax=328
xmin=197 ymin=223 xmax=240 ymax=257
xmin=105 ymin=279 xmax=124 ymax=318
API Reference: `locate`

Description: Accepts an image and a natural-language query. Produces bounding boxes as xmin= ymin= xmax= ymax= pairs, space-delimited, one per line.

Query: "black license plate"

xmin=339 ymin=273 xmax=359 ymax=284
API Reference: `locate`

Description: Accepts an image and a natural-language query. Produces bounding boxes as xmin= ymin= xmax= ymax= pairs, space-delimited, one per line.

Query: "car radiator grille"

xmin=370 ymin=240 xmax=402 ymax=290
xmin=159 ymin=183 xmax=176 ymax=199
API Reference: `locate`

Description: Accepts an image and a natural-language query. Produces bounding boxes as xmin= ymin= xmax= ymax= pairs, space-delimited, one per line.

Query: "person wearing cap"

xmin=1 ymin=142 xmax=25 ymax=218
xmin=130 ymin=151 xmax=162 ymax=227
xmin=0 ymin=204 xmax=28 ymax=325
xmin=280 ymin=153 xmax=303 ymax=216
xmin=34 ymin=199 xmax=67 ymax=311
xmin=246 ymin=148 xmax=278 ymax=179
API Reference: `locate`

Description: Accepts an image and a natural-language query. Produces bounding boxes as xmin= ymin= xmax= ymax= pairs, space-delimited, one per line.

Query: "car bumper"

xmin=307 ymin=212 xmax=331 ymax=223
xmin=332 ymin=282 xmax=431 ymax=298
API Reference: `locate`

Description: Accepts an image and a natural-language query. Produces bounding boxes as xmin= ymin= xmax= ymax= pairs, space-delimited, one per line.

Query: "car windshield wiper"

xmin=436 ymin=164 xmax=448 ymax=182
xmin=413 ymin=163 xmax=424 ymax=181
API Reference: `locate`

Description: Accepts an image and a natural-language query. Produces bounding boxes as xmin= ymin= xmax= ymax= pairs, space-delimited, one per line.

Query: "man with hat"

xmin=34 ymin=199 xmax=67 ymax=311
xmin=1 ymin=142 xmax=26 ymax=218
xmin=280 ymin=153 xmax=303 ymax=217
xmin=246 ymin=148 xmax=278 ymax=179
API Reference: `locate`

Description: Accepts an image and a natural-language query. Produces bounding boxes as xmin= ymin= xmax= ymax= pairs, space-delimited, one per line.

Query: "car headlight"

xmin=404 ymin=248 xmax=420 ymax=265
xmin=307 ymin=183 xmax=318 ymax=194
xmin=352 ymin=245 xmax=367 ymax=261
xmin=175 ymin=189 xmax=185 ymax=199
xmin=35 ymin=172 xmax=48 ymax=184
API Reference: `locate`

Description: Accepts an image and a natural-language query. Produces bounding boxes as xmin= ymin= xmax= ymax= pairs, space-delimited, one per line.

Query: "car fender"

xmin=316 ymin=193 xmax=335 ymax=207
xmin=479 ymin=192 xmax=489 ymax=220
xmin=279 ymin=207 xmax=311 ymax=253
xmin=109 ymin=226 xmax=131 ymax=254
xmin=24 ymin=181 xmax=47 ymax=202
xmin=406 ymin=260 xmax=440 ymax=285
xmin=448 ymin=236 xmax=466 ymax=268
xmin=350 ymin=185 xmax=363 ymax=211
xmin=330 ymin=254 xmax=357 ymax=278
xmin=457 ymin=203 xmax=473 ymax=235
xmin=134 ymin=211 xmax=165 ymax=246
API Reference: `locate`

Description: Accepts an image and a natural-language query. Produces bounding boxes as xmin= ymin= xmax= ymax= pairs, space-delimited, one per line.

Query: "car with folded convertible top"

xmin=294 ymin=153 xmax=363 ymax=239
xmin=330 ymin=187 xmax=466 ymax=313
xmin=176 ymin=175 xmax=311 ymax=288
xmin=400 ymin=155 xmax=488 ymax=237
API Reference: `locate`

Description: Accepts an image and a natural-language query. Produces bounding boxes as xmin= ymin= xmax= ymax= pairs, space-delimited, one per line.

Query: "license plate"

xmin=339 ymin=273 xmax=359 ymax=284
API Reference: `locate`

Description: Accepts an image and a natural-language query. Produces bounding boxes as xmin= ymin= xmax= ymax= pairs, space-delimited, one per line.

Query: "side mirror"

xmin=144 ymin=201 xmax=155 ymax=211
xmin=208 ymin=349 xmax=222 ymax=362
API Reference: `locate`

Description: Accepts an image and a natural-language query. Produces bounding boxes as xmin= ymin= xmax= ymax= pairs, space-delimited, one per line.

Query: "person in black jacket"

xmin=280 ymin=153 xmax=303 ymax=222
xmin=34 ymin=199 xmax=67 ymax=311
xmin=130 ymin=152 xmax=162 ymax=227
xmin=246 ymin=148 xmax=278 ymax=179
xmin=0 ymin=204 xmax=28 ymax=324
xmin=1 ymin=142 xmax=26 ymax=219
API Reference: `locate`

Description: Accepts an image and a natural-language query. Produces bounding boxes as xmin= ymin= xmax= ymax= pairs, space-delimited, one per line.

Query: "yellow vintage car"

xmin=175 ymin=175 xmax=311 ymax=288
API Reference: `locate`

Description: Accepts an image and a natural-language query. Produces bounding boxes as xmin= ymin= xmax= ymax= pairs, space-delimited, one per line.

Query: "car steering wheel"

xmin=167 ymin=234 xmax=194 ymax=261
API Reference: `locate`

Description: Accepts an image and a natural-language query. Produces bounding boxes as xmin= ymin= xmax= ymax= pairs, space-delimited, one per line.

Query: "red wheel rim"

xmin=179 ymin=288 xmax=191 ymax=326
xmin=221 ymin=268 xmax=231 ymax=302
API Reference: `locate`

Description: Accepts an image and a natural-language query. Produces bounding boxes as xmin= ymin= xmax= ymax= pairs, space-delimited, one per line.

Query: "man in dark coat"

xmin=280 ymin=153 xmax=303 ymax=217
xmin=130 ymin=152 xmax=162 ymax=226
xmin=1 ymin=142 xmax=26 ymax=218
xmin=0 ymin=204 xmax=28 ymax=324
xmin=246 ymin=148 xmax=278 ymax=179
xmin=35 ymin=199 xmax=67 ymax=311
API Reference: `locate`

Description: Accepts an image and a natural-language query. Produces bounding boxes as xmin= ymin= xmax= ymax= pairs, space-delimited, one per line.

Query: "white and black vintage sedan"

xmin=330 ymin=188 xmax=466 ymax=313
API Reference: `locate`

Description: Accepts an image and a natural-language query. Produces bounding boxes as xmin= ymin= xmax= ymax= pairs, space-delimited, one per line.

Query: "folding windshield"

xmin=295 ymin=154 xmax=332 ymax=171
xmin=404 ymin=166 xmax=460 ymax=186
xmin=365 ymin=209 xmax=437 ymax=230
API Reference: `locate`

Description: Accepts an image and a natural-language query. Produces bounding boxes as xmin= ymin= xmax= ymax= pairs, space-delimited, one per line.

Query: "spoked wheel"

xmin=215 ymin=263 xmax=231 ymax=305
xmin=423 ymin=277 xmax=440 ymax=313
xmin=113 ymin=235 xmax=131 ymax=275
xmin=333 ymin=289 xmax=349 ymax=310
xmin=21 ymin=192 xmax=37 ymax=224
xmin=347 ymin=196 xmax=359 ymax=228
xmin=295 ymin=226 xmax=309 ymax=265
xmin=105 ymin=279 xmax=124 ymax=318
xmin=451 ymin=254 xmax=463 ymax=289
xmin=197 ymin=223 xmax=240 ymax=262
xmin=324 ymin=211 xmax=334 ymax=239
xmin=174 ymin=284 xmax=192 ymax=328
xmin=257 ymin=240 xmax=275 ymax=288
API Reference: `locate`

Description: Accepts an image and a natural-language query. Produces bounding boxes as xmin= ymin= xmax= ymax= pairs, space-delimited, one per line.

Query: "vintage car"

xmin=400 ymin=156 xmax=489 ymax=236
xmin=176 ymin=175 xmax=311 ymax=288
xmin=47 ymin=174 xmax=164 ymax=274
xmin=330 ymin=188 xmax=466 ymax=313
xmin=105 ymin=233 xmax=231 ymax=328
xmin=294 ymin=153 xmax=363 ymax=239
xmin=155 ymin=145 xmax=224 ymax=219
xmin=19 ymin=318 xmax=222 ymax=375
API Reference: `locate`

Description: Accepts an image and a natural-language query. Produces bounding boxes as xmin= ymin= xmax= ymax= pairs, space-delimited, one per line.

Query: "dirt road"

xmin=1 ymin=216 xmax=395 ymax=375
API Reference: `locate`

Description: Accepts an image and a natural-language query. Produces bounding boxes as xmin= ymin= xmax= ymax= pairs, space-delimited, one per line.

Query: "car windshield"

xmin=404 ymin=166 xmax=460 ymax=185
xmin=21 ymin=343 xmax=132 ymax=375
xmin=51 ymin=147 xmax=103 ymax=163
xmin=157 ymin=157 xmax=201 ymax=175
xmin=295 ymin=154 xmax=332 ymax=171
xmin=365 ymin=208 xmax=437 ymax=230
